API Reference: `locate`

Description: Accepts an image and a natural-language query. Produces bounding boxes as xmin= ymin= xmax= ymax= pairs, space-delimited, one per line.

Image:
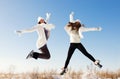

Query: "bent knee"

xmin=46 ymin=55 xmax=51 ymax=59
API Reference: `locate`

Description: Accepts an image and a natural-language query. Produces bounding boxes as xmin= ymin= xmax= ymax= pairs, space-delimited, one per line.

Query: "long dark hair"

xmin=68 ymin=21 xmax=82 ymax=31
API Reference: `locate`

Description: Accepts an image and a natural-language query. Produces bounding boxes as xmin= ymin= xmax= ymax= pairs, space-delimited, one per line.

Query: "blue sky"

xmin=0 ymin=0 xmax=120 ymax=73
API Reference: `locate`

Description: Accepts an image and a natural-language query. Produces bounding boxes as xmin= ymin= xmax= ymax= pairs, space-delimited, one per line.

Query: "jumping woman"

xmin=16 ymin=13 xmax=55 ymax=60
xmin=60 ymin=12 xmax=102 ymax=75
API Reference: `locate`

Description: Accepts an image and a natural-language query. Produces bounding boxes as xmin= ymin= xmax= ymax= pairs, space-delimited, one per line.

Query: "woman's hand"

xmin=15 ymin=30 xmax=23 ymax=36
xmin=97 ymin=27 xmax=102 ymax=31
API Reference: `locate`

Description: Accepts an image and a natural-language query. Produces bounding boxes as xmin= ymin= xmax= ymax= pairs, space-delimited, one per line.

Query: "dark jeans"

xmin=33 ymin=44 xmax=50 ymax=59
xmin=64 ymin=43 xmax=96 ymax=69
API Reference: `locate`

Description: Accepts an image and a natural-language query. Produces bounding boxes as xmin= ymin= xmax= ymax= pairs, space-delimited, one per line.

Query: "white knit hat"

xmin=37 ymin=17 xmax=44 ymax=22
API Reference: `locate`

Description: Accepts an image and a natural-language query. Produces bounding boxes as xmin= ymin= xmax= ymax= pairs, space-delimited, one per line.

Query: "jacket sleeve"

xmin=45 ymin=13 xmax=51 ymax=23
xmin=64 ymin=24 xmax=71 ymax=35
xmin=79 ymin=27 xmax=102 ymax=32
xmin=44 ymin=24 xmax=55 ymax=31
xmin=20 ymin=25 xmax=37 ymax=34
xmin=69 ymin=12 xmax=74 ymax=22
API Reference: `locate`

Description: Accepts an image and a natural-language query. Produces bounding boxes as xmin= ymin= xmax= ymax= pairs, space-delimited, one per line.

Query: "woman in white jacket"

xmin=16 ymin=13 xmax=55 ymax=60
xmin=60 ymin=12 xmax=102 ymax=75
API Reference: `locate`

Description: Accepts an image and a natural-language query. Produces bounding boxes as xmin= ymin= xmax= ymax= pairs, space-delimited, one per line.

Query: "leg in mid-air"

xmin=60 ymin=43 xmax=76 ymax=75
xmin=77 ymin=43 xmax=102 ymax=68
xmin=26 ymin=44 xmax=50 ymax=60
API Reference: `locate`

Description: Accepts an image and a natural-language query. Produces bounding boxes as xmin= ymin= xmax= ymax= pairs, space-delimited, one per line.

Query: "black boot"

xmin=60 ymin=68 xmax=67 ymax=75
xmin=94 ymin=60 xmax=102 ymax=68
xmin=97 ymin=63 xmax=102 ymax=68
xmin=26 ymin=50 xmax=34 ymax=59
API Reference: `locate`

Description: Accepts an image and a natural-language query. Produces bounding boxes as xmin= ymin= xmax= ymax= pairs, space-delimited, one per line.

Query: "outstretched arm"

xmin=79 ymin=27 xmax=102 ymax=32
xmin=15 ymin=26 xmax=37 ymax=36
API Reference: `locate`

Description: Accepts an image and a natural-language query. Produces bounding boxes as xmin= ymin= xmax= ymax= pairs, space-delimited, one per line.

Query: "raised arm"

xmin=69 ymin=12 xmax=74 ymax=22
xmin=45 ymin=13 xmax=51 ymax=23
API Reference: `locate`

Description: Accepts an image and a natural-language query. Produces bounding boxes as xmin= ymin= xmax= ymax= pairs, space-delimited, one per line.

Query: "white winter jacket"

xmin=20 ymin=23 xmax=55 ymax=49
xmin=64 ymin=25 xmax=101 ymax=43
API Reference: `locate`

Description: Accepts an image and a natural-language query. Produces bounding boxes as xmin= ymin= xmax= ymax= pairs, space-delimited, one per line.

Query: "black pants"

xmin=33 ymin=44 xmax=51 ymax=59
xmin=64 ymin=43 xmax=96 ymax=69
